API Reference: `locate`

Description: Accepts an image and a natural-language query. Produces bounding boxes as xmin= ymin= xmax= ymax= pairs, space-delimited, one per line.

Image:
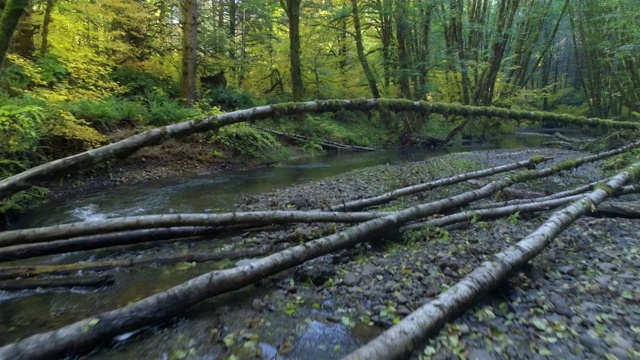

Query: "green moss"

xmin=529 ymin=155 xmax=545 ymax=164
xmin=594 ymin=183 xmax=616 ymax=196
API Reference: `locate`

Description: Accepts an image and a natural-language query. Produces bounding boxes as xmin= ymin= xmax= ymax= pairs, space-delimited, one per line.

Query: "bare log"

xmin=0 ymin=246 xmax=272 ymax=280
xmin=1 ymin=98 xmax=638 ymax=199
xmin=0 ymin=275 xmax=114 ymax=291
xmin=329 ymin=157 xmax=547 ymax=212
xmin=344 ymin=162 xmax=640 ymax=360
xmin=592 ymin=200 xmax=640 ymax=218
xmin=0 ymin=227 xmax=221 ymax=262
xmin=0 ymin=210 xmax=386 ymax=247
xmin=0 ymin=148 xmax=632 ymax=359
xmin=256 ymin=127 xmax=375 ymax=152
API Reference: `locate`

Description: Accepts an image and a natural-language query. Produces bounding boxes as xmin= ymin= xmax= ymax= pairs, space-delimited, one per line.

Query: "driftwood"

xmin=256 ymin=127 xmax=375 ymax=152
xmin=330 ymin=157 xmax=545 ymax=212
xmin=0 ymin=275 xmax=114 ymax=291
xmin=1 ymin=146 xmax=636 ymax=359
xmin=2 ymin=98 xmax=639 ymax=199
xmin=0 ymin=246 xmax=272 ymax=280
xmin=591 ymin=200 xmax=640 ymax=218
xmin=344 ymin=162 xmax=640 ymax=360
xmin=0 ymin=210 xmax=386 ymax=247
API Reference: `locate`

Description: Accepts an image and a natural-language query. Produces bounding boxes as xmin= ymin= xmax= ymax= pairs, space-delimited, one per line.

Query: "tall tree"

xmin=351 ymin=0 xmax=380 ymax=98
xmin=0 ymin=0 xmax=29 ymax=68
xmin=280 ymin=0 xmax=303 ymax=102
xmin=180 ymin=0 xmax=198 ymax=106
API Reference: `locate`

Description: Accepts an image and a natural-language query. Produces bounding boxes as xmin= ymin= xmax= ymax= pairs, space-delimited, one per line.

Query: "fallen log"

xmin=0 ymin=148 xmax=632 ymax=359
xmin=344 ymin=162 xmax=640 ymax=360
xmin=0 ymin=227 xmax=221 ymax=262
xmin=2 ymin=98 xmax=638 ymax=199
xmin=0 ymin=246 xmax=272 ymax=280
xmin=329 ymin=156 xmax=546 ymax=212
xmin=0 ymin=210 xmax=386 ymax=247
xmin=0 ymin=274 xmax=114 ymax=291
xmin=592 ymin=200 xmax=640 ymax=218
xmin=256 ymin=127 xmax=375 ymax=152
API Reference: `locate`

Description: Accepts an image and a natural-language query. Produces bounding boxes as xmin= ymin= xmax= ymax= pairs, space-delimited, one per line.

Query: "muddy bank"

xmin=64 ymin=147 xmax=639 ymax=359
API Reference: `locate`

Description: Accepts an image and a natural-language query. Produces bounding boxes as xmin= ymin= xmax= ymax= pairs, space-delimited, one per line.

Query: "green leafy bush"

xmin=110 ymin=67 xmax=178 ymax=97
xmin=201 ymin=87 xmax=256 ymax=111
xmin=145 ymin=92 xmax=198 ymax=126
xmin=215 ymin=124 xmax=288 ymax=162
xmin=68 ymin=97 xmax=148 ymax=129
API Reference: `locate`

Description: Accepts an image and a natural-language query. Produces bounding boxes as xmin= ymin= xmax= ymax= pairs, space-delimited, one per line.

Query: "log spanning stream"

xmin=0 ymin=131 xmax=584 ymax=358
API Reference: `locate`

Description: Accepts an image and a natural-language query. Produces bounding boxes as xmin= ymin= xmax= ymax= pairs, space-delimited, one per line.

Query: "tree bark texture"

xmin=0 ymin=0 xmax=29 ymax=68
xmin=351 ymin=0 xmax=380 ymax=98
xmin=282 ymin=0 xmax=303 ymax=102
xmin=180 ymin=0 xmax=198 ymax=106
xmin=1 ymin=98 xmax=638 ymax=199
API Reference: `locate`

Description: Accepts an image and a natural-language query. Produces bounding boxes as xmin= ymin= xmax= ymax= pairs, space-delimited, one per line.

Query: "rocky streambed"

xmin=15 ymin=147 xmax=640 ymax=359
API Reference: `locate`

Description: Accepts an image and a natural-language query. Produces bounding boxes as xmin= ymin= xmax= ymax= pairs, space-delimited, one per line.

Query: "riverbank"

xmin=65 ymin=147 xmax=638 ymax=359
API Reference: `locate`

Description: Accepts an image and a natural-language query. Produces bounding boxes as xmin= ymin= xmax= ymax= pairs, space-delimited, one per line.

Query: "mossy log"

xmin=1 ymin=98 xmax=639 ymax=199
xmin=0 ymin=274 xmax=114 ymax=291
xmin=0 ymin=246 xmax=271 ymax=280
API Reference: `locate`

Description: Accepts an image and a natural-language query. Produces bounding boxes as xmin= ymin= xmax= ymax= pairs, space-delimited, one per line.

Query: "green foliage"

xmin=110 ymin=68 xmax=178 ymax=98
xmin=145 ymin=92 xmax=198 ymax=126
xmin=201 ymin=87 xmax=256 ymax=111
xmin=0 ymin=102 xmax=46 ymax=155
xmin=214 ymin=124 xmax=288 ymax=162
xmin=0 ymin=187 xmax=49 ymax=224
xmin=68 ymin=98 xmax=148 ymax=129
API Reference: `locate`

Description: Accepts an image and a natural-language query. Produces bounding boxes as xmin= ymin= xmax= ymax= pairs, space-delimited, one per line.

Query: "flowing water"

xmin=0 ymin=131 xmax=587 ymax=358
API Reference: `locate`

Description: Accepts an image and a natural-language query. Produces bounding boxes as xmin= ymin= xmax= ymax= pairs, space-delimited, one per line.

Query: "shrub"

xmin=215 ymin=124 xmax=288 ymax=162
xmin=145 ymin=91 xmax=198 ymax=126
xmin=110 ymin=67 xmax=178 ymax=98
xmin=201 ymin=87 xmax=256 ymax=111
xmin=68 ymin=97 xmax=148 ymax=129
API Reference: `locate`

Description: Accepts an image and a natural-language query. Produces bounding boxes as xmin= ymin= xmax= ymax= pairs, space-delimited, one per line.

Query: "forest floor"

xmin=82 ymin=147 xmax=640 ymax=360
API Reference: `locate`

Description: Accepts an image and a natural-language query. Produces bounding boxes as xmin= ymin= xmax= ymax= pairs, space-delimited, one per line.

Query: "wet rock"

xmin=558 ymin=265 xmax=576 ymax=275
xmin=395 ymin=293 xmax=408 ymax=304
xmin=342 ymin=273 xmax=361 ymax=286
xmin=548 ymin=293 xmax=574 ymax=317
xmin=595 ymin=275 xmax=612 ymax=286
xmin=579 ymin=334 xmax=606 ymax=352
xmin=258 ymin=342 xmax=279 ymax=360
xmin=252 ymin=299 xmax=264 ymax=312
xmin=468 ymin=348 xmax=493 ymax=360
xmin=361 ymin=264 xmax=378 ymax=277
xmin=610 ymin=347 xmax=630 ymax=360
xmin=397 ymin=305 xmax=411 ymax=316
xmin=597 ymin=262 xmax=616 ymax=272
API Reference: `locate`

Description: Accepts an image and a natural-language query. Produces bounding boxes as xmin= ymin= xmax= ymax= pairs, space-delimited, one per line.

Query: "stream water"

xmin=0 ymin=130 xmax=590 ymax=358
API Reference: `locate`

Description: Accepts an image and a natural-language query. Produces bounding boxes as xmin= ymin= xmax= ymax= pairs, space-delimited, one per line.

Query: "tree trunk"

xmin=39 ymin=0 xmax=53 ymax=56
xmin=180 ymin=0 xmax=198 ymax=107
xmin=281 ymin=0 xmax=303 ymax=102
xmin=350 ymin=0 xmax=380 ymax=98
xmin=0 ymin=0 xmax=29 ymax=68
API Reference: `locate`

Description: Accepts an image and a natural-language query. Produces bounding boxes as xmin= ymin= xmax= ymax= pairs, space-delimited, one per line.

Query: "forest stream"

xmin=2 ymin=130 xmax=639 ymax=360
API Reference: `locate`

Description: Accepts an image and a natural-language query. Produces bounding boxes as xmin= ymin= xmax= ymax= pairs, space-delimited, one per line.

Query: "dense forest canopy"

xmin=0 ymin=0 xmax=638 ymax=179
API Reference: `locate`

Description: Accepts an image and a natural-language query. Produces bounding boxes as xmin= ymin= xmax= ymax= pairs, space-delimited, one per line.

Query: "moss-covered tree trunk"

xmin=281 ymin=0 xmax=303 ymax=102
xmin=351 ymin=0 xmax=380 ymax=98
xmin=0 ymin=0 xmax=29 ymax=68
xmin=180 ymin=0 xmax=198 ymax=107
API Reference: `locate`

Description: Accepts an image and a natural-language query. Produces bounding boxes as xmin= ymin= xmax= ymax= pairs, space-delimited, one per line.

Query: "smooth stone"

xmin=548 ymin=293 xmax=574 ymax=317
xmin=468 ymin=348 xmax=494 ymax=360
xmin=343 ymin=272 xmax=361 ymax=286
